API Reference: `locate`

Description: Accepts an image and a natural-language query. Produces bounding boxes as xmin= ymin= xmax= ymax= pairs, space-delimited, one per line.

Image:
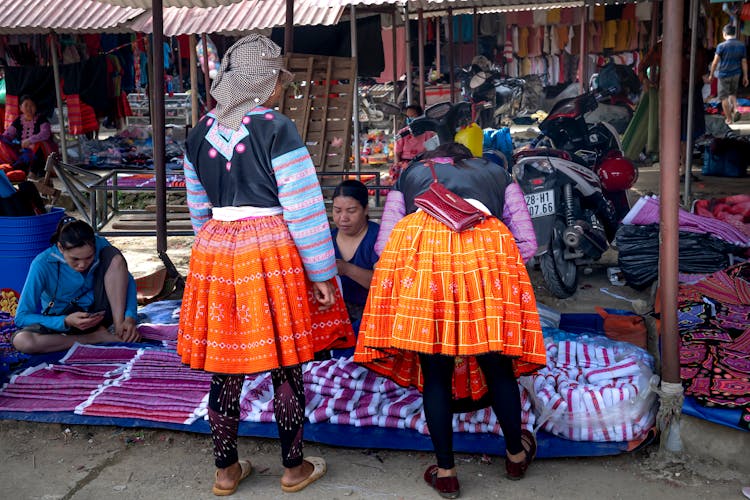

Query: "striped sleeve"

xmin=374 ymin=189 xmax=405 ymax=255
xmin=272 ymin=146 xmax=336 ymax=281
xmin=503 ymin=182 xmax=538 ymax=262
xmin=183 ymin=155 xmax=212 ymax=234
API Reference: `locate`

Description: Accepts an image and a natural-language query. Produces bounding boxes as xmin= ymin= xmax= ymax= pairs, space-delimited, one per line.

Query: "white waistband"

xmin=212 ymin=206 xmax=283 ymax=221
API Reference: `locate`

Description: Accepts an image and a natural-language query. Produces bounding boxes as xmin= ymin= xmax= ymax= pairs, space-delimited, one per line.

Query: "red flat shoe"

xmin=424 ymin=465 xmax=460 ymax=499
xmin=505 ymin=429 xmax=537 ymax=480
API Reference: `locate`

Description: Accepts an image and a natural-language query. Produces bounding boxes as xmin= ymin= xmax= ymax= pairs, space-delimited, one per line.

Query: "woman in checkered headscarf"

xmin=178 ymin=34 xmax=354 ymax=496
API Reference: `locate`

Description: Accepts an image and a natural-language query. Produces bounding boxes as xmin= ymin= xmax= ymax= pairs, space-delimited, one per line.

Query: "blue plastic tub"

xmin=0 ymin=207 xmax=65 ymax=295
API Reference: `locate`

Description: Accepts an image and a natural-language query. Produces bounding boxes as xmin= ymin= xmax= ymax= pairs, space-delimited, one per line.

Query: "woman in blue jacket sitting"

xmin=12 ymin=216 xmax=140 ymax=354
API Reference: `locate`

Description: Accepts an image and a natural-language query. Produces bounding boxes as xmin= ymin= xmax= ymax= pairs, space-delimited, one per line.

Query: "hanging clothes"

xmin=602 ymin=20 xmax=618 ymax=50
xmin=527 ymin=26 xmax=542 ymax=58
xmin=614 ymin=20 xmax=630 ymax=52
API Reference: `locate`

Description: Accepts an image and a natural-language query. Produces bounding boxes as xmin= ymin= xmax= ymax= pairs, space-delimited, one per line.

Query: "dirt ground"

xmin=3 ymin=124 xmax=750 ymax=499
xmin=0 ymin=420 xmax=746 ymax=500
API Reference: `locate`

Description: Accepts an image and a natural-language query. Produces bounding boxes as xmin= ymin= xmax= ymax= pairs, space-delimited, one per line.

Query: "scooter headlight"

xmin=513 ymin=158 xmax=554 ymax=181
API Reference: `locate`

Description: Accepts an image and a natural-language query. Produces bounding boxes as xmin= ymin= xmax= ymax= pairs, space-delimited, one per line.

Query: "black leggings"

xmin=208 ymin=366 xmax=306 ymax=469
xmin=419 ymin=353 xmax=523 ymax=470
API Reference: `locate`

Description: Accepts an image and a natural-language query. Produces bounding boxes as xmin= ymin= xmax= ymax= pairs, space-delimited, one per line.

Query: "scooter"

xmin=512 ymin=91 xmax=637 ymax=298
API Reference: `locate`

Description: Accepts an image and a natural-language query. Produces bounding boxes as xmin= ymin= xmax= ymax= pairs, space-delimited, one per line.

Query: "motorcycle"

xmin=457 ymin=59 xmax=525 ymax=129
xmin=512 ymin=91 xmax=638 ymax=298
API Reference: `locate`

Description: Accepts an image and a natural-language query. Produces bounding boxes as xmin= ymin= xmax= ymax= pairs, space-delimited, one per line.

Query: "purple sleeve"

xmin=27 ymin=121 xmax=51 ymax=144
xmin=2 ymin=124 xmax=18 ymax=141
xmin=502 ymin=182 xmax=538 ymax=262
xmin=374 ymin=190 xmax=406 ymax=255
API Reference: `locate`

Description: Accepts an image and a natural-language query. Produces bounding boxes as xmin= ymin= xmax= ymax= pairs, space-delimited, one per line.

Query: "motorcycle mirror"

xmin=407 ymin=117 xmax=439 ymax=137
xmin=425 ymin=101 xmax=452 ymax=120
xmin=469 ymin=72 xmax=489 ymax=89
xmin=378 ymin=102 xmax=403 ymax=117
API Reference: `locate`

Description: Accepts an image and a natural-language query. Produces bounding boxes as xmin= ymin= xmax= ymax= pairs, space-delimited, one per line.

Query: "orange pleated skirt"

xmin=353 ymin=211 xmax=547 ymax=400
xmin=178 ymin=215 xmax=354 ymax=375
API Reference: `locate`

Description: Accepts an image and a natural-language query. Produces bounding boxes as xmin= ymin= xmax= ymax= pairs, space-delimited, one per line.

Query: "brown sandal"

xmin=505 ymin=429 xmax=537 ymax=480
xmin=424 ymin=465 xmax=460 ymax=499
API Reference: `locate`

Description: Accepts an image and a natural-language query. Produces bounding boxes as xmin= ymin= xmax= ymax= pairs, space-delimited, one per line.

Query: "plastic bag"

xmin=615 ymin=224 xmax=743 ymax=289
xmin=196 ymin=36 xmax=221 ymax=80
xmin=520 ymin=328 xmax=658 ymax=442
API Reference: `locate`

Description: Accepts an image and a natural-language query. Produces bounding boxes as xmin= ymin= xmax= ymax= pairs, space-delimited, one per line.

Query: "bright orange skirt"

xmin=178 ymin=215 xmax=354 ymax=375
xmin=353 ymin=211 xmax=546 ymax=400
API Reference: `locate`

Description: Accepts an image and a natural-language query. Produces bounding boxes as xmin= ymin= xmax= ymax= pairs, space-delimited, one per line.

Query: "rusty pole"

xmin=448 ymin=8 xmax=455 ymax=103
xmin=285 ymin=0 xmax=294 ymax=53
xmin=579 ymin=6 xmax=588 ymax=92
xmin=418 ymin=9 xmax=426 ymax=110
xmin=658 ymin=0 xmax=684 ymax=385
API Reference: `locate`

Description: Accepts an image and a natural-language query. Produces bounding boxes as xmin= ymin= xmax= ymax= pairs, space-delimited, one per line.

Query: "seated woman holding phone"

xmin=12 ymin=216 xmax=140 ymax=354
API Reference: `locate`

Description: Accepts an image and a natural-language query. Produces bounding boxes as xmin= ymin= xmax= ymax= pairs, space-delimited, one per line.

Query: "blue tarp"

xmin=0 ymin=409 xmax=653 ymax=458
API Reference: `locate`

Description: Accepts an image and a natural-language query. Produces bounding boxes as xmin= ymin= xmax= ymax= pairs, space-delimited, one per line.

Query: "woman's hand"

xmin=115 ymin=317 xmax=140 ymax=343
xmin=65 ymin=311 xmax=104 ymax=331
xmin=312 ymin=281 xmax=336 ymax=309
xmin=336 ymin=259 xmax=349 ymax=277
xmin=21 ymin=139 xmax=31 ymax=149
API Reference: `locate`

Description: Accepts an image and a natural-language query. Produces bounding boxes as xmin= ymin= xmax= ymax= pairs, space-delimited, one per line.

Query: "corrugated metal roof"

xmin=329 ymin=0 xmax=585 ymax=12
xmin=418 ymin=0 xmax=584 ymax=17
xmin=97 ymin=0 xmax=245 ymax=8
xmin=130 ymin=0 xmax=344 ymax=36
xmin=0 ymin=0 xmax=144 ymax=34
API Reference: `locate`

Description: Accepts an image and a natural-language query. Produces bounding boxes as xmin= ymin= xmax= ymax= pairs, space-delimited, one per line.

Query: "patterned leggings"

xmin=208 ymin=366 xmax=305 ymax=469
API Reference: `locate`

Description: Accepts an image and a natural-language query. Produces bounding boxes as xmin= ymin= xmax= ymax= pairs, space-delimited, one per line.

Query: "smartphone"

xmin=88 ymin=311 xmax=106 ymax=317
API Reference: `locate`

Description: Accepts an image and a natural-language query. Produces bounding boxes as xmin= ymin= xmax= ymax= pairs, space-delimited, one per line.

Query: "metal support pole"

xmin=473 ymin=7 xmax=478 ymax=58
xmin=189 ymin=34 xmax=199 ymax=126
xmin=659 ymin=0 xmax=684 ymax=386
xmin=49 ymin=33 xmax=68 ymax=164
xmin=580 ymin=6 xmax=589 ymax=92
xmin=350 ymin=5 xmax=361 ymax=174
xmin=683 ymin=0 xmax=699 ymax=205
xmin=436 ymin=17 xmax=441 ymax=76
xmin=457 ymin=13 xmax=463 ymax=68
xmin=175 ymin=37 xmax=183 ymax=93
xmin=650 ymin=0 xmax=660 ymax=49
xmin=392 ymin=8 xmax=398 ymax=104
xmin=152 ymin=0 xmax=167 ymax=254
xmin=285 ymin=0 xmax=294 ymax=53
xmin=201 ymin=34 xmax=213 ymax=110
xmin=404 ymin=4 xmax=413 ymax=106
xmin=448 ymin=8 xmax=455 ymax=103
xmin=418 ymin=9 xmax=426 ymax=110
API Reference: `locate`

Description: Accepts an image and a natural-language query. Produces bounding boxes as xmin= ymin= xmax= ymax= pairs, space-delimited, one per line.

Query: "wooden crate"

xmin=281 ymin=54 xmax=356 ymax=182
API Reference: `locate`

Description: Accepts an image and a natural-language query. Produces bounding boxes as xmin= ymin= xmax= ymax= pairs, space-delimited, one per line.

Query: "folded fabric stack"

xmin=137 ymin=323 xmax=179 ymax=342
xmin=0 ymin=312 xmax=29 ymax=382
xmin=623 ymin=195 xmax=750 ymax=247
xmin=79 ymin=349 xmax=211 ymax=424
xmin=524 ymin=330 xmax=658 ymax=442
xmin=224 ymin=357 xmax=535 ymax=436
xmin=0 ymin=362 xmax=123 ymax=412
xmin=678 ymin=263 xmax=750 ymax=430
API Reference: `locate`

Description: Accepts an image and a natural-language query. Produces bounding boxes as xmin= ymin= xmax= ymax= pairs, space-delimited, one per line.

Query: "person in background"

xmin=330 ymin=180 xmax=380 ymax=356
xmin=178 ymin=34 xmax=354 ymax=496
xmin=390 ymin=104 xmax=437 ymax=183
xmin=356 ymin=142 xmax=545 ymax=499
xmin=12 ymin=216 xmax=139 ymax=354
xmin=710 ymin=24 xmax=749 ymax=125
xmin=0 ymin=95 xmax=58 ymax=178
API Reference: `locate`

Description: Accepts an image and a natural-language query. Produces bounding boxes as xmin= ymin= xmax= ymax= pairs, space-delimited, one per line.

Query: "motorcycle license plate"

xmin=524 ymin=190 xmax=555 ymax=218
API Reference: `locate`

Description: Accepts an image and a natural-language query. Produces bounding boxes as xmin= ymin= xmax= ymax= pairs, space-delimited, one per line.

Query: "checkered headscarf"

xmin=210 ymin=34 xmax=293 ymax=129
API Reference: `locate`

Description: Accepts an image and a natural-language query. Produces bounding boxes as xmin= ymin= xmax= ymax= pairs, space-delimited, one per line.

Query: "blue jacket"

xmin=14 ymin=236 xmax=138 ymax=332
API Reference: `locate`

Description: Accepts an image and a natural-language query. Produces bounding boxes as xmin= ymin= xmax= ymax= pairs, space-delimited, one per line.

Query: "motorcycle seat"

xmin=514 ymin=148 xmax=571 ymax=161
